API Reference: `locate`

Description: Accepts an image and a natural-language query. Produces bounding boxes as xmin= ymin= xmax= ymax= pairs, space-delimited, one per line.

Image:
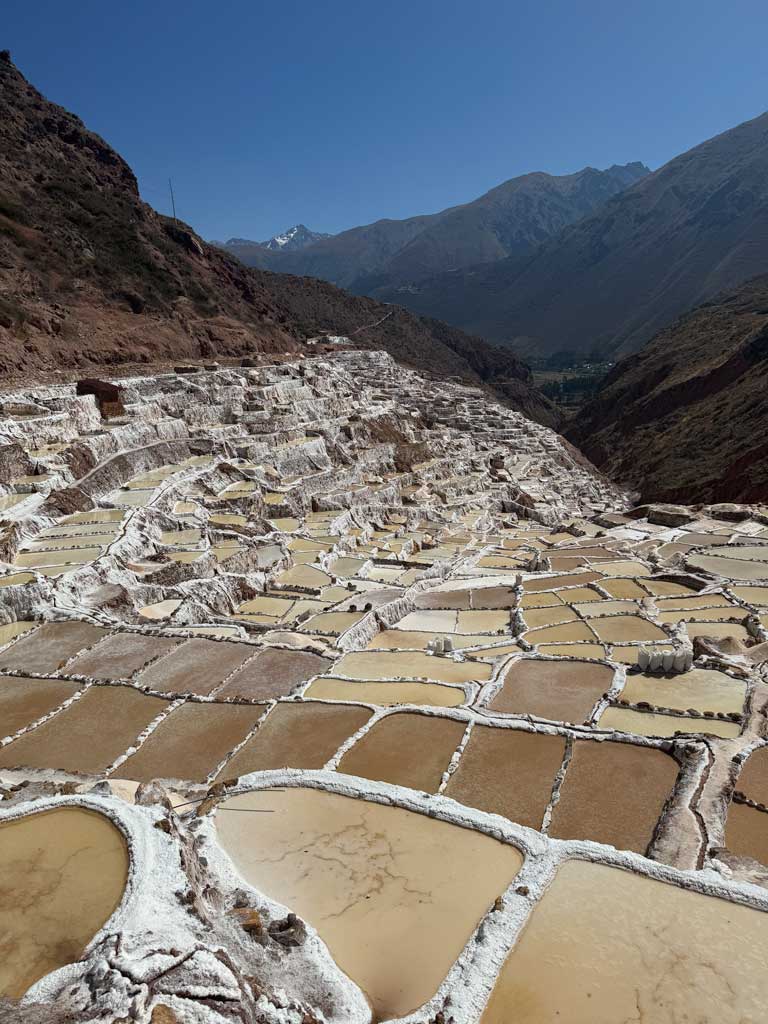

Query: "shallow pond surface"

xmin=0 ymin=807 xmax=128 ymax=998
xmin=216 ymin=788 xmax=522 ymax=1020
xmin=598 ymin=706 xmax=741 ymax=739
xmin=338 ymin=712 xmax=466 ymax=792
xmin=481 ymin=859 xmax=768 ymax=1024
xmin=490 ymin=658 xmax=614 ymax=724
xmin=548 ymin=739 xmax=679 ymax=854
xmin=333 ymin=650 xmax=492 ymax=684
xmin=305 ymin=677 xmax=465 ymax=707
xmin=621 ymin=667 xmax=746 ymax=715
xmin=688 ymin=553 xmax=768 ymax=581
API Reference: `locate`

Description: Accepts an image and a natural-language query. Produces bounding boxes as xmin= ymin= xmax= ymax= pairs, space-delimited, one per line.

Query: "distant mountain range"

xmin=370 ymin=110 xmax=768 ymax=360
xmin=219 ymin=163 xmax=650 ymax=292
xmin=221 ymin=223 xmax=331 ymax=255
xmin=0 ymin=53 xmax=553 ymax=424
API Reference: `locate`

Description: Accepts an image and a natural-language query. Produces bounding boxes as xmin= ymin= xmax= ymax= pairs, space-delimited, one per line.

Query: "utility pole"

xmin=169 ymin=178 xmax=177 ymax=222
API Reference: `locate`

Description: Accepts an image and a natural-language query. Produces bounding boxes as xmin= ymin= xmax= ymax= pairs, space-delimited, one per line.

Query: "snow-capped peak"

xmin=260 ymin=224 xmax=331 ymax=251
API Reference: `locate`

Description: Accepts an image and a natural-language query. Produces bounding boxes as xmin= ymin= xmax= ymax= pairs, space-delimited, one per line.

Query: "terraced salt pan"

xmin=219 ymin=702 xmax=371 ymax=777
xmin=599 ymin=578 xmax=649 ymax=599
xmin=588 ymin=615 xmax=668 ymax=643
xmin=525 ymin=621 xmax=596 ymax=644
xmin=725 ymin=802 xmax=768 ymax=865
xmin=688 ymin=553 xmax=768 ymax=580
xmin=0 ymin=807 xmax=128 ymax=998
xmin=305 ymin=677 xmax=466 ymax=707
xmin=395 ymin=609 xmax=459 ymax=632
xmin=0 ymin=686 xmax=170 ymax=774
xmin=338 ymin=712 xmax=466 ymax=791
xmin=655 ymin=594 xmax=737 ymax=611
xmin=571 ymin=599 xmax=635 ymax=616
xmin=0 ymin=621 xmax=35 ymax=646
xmin=709 ymin=545 xmax=768 ymax=561
xmin=62 ymin=509 xmax=124 ymax=524
xmin=13 ymin=546 xmax=102 ymax=568
xmin=657 ymin=607 xmax=743 ymax=623
xmin=0 ymin=572 xmax=34 ymax=588
xmin=489 ymin=659 xmax=614 ymax=723
xmin=621 ymin=667 xmax=746 ymax=715
xmin=117 ymin=702 xmax=264 ymax=782
xmin=521 ymin=605 xmax=577 ymax=629
xmin=520 ymin=591 xmax=564 ymax=608
xmin=595 ymin=559 xmax=652 ymax=576
xmin=138 ymin=599 xmax=182 ymax=620
xmin=481 ymin=859 xmax=768 ymax=1024
xmin=39 ymin=522 xmax=123 ymax=539
xmin=732 ymin=746 xmax=768 ymax=803
xmin=0 ymin=676 xmax=80 ymax=738
xmin=732 ymin=585 xmax=768 ymax=605
xmin=537 ymin=642 xmax=606 ymax=659
xmin=215 ymin=647 xmax=331 ymax=699
xmin=685 ymin=621 xmax=750 ymax=640
xmin=548 ymin=740 xmax=679 ymax=854
xmin=299 ymin=611 xmax=366 ymax=634
xmin=445 ymin=726 xmax=565 ymax=828
xmin=523 ymin=572 xmax=603 ymax=593
xmin=65 ymin=633 xmax=181 ymax=679
xmin=599 ymin=706 xmax=741 ymax=739
xmin=135 ymin=638 xmax=254 ymax=695
xmin=366 ymin=629 xmax=501 ymax=651
xmin=333 ymin=651 xmax=493 ymax=685
xmin=0 ymin=621 xmax=108 ymax=674
xmin=216 ymin=788 xmax=522 ymax=1020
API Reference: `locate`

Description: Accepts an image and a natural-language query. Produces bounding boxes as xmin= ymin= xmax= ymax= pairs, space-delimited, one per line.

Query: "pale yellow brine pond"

xmin=216 ymin=788 xmax=522 ymax=1020
xmin=482 ymin=860 xmax=768 ymax=1023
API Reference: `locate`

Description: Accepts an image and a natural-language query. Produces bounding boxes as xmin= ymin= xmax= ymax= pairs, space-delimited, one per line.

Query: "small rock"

xmin=151 ymin=1006 xmax=180 ymax=1024
xmin=269 ymin=912 xmax=306 ymax=948
xmin=230 ymin=906 xmax=265 ymax=937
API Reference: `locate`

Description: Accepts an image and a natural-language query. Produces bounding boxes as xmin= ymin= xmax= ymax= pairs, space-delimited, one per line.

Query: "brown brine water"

xmin=0 ymin=807 xmax=128 ymax=998
xmin=216 ymin=787 xmax=522 ymax=1020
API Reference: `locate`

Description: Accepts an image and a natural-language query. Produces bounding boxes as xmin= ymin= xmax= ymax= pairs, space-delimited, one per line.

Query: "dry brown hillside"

xmin=567 ymin=274 xmax=768 ymax=503
xmin=0 ymin=52 xmax=556 ymax=425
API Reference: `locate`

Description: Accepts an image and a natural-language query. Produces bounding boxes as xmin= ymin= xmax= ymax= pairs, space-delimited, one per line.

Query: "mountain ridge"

xmin=373 ymin=109 xmax=768 ymax=360
xmin=221 ymin=162 xmax=650 ymax=292
xmin=0 ymin=51 xmax=556 ymax=425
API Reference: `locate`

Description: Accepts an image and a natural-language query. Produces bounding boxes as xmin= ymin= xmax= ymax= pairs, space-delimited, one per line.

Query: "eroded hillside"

xmin=568 ymin=274 xmax=768 ymax=504
xmin=0 ymin=53 xmax=552 ymax=424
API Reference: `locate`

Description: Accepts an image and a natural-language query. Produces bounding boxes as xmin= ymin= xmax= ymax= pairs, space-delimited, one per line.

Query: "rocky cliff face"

xmin=0 ymin=53 xmax=554 ymax=426
xmin=567 ymin=274 xmax=768 ymax=503
xmin=378 ymin=109 xmax=768 ymax=360
xmin=222 ymin=164 xmax=649 ymax=291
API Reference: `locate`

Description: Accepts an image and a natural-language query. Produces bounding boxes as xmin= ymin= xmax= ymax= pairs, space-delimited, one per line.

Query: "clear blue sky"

xmin=5 ymin=0 xmax=768 ymax=241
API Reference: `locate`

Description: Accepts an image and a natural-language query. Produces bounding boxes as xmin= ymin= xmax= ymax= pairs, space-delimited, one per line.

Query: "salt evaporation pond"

xmin=216 ymin=787 xmax=522 ymax=1020
xmin=481 ymin=859 xmax=768 ymax=1023
xmin=0 ymin=807 xmax=128 ymax=997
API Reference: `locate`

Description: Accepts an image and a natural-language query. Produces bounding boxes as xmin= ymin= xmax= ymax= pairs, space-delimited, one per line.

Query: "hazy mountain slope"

xmin=0 ymin=52 xmax=557 ymax=425
xmin=381 ymin=109 xmax=768 ymax=359
xmin=359 ymin=163 xmax=648 ymax=293
xmin=566 ymin=274 xmax=768 ymax=503
xmin=222 ymin=214 xmax=438 ymax=287
xmin=251 ymin=269 xmax=560 ymax=427
xmin=222 ymin=164 xmax=648 ymax=291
